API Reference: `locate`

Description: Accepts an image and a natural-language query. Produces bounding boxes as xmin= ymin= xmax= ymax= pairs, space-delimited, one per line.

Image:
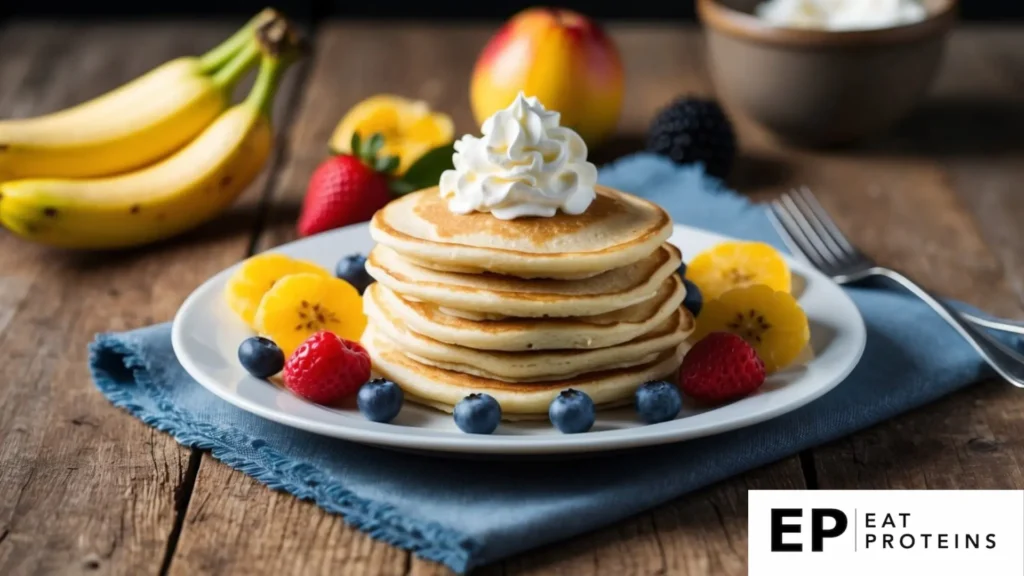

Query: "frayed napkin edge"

xmin=88 ymin=332 xmax=483 ymax=574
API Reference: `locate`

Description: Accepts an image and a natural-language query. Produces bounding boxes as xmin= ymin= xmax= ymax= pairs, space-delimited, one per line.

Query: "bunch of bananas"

xmin=0 ymin=9 xmax=304 ymax=249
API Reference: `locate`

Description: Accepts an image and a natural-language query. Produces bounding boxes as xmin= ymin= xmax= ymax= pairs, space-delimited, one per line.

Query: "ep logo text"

xmin=770 ymin=508 xmax=848 ymax=552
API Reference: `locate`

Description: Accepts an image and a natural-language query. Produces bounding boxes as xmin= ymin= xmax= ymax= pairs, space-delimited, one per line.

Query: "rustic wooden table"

xmin=1 ymin=19 xmax=1023 ymax=576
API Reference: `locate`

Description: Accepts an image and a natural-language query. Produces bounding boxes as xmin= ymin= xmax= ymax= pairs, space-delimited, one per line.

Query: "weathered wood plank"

xmin=813 ymin=381 xmax=1024 ymax=490
xmin=807 ymin=26 xmax=1024 ymax=490
xmin=935 ymin=27 xmax=1024 ymax=310
xmin=171 ymin=467 xmax=409 ymax=575
xmin=170 ymin=24 xmax=807 ymax=576
xmin=0 ymin=20 xmax=297 ymax=575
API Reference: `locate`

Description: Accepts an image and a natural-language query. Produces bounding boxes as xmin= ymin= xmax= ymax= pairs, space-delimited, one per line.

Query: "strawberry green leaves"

xmin=350 ymin=132 xmax=400 ymax=176
xmin=389 ymin=141 xmax=455 ymax=196
xmin=375 ymin=155 xmax=401 ymax=174
xmin=329 ymin=131 xmax=454 ymax=196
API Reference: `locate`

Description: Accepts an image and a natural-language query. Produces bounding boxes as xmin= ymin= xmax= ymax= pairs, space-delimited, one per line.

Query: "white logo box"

xmin=748 ymin=490 xmax=1024 ymax=576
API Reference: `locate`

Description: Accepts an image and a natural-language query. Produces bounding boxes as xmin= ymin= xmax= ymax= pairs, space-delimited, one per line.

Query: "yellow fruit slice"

xmin=253 ymin=273 xmax=367 ymax=357
xmin=224 ymin=253 xmax=329 ymax=327
xmin=686 ymin=241 xmax=791 ymax=301
xmin=693 ymin=284 xmax=810 ymax=373
xmin=329 ymin=94 xmax=454 ymax=175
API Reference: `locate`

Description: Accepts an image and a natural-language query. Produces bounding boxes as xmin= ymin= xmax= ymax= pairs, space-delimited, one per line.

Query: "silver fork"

xmin=769 ymin=187 xmax=1024 ymax=388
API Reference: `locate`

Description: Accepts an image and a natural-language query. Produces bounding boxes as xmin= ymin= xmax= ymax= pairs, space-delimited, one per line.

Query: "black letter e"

xmin=771 ymin=509 xmax=803 ymax=552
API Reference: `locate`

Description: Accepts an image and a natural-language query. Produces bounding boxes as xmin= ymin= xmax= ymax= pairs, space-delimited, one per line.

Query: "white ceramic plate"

xmin=172 ymin=223 xmax=866 ymax=456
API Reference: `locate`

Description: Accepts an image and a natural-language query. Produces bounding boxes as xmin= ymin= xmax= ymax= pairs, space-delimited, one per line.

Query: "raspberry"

xmin=679 ymin=332 xmax=766 ymax=404
xmin=283 ymin=331 xmax=371 ymax=405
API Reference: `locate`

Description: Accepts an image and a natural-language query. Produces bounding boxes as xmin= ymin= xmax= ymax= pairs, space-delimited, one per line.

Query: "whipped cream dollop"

xmin=755 ymin=0 xmax=927 ymax=31
xmin=439 ymin=92 xmax=598 ymax=219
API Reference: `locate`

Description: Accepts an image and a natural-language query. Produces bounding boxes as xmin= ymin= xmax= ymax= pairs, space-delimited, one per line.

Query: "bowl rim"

xmin=697 ymin=0 xmax=958 ymax=47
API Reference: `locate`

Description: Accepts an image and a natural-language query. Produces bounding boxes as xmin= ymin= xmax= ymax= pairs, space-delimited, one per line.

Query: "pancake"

xmin=369 ymin=185 xmax=673 ymax=279
xmin=365 ymin=242 xmax=681 ymax=318
xmin=436 ymin=307 xmax=507 ymax=321
xmin=363 ymin=276 xmax=686 ymax=351
xmin=407 ymin=351 xmax=662 ymax=383
xmin=365 ymin=290 xmax=693 ymax=380
xmin=362 ymin=325 xmax=688 ymax=417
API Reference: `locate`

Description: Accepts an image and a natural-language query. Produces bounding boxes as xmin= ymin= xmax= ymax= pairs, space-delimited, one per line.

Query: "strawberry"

xmin=298 ymin=132 xmax=399 ymax=237
xmin=679 ymin=332 xmax=766 ymax=404
xmin=283 ymin=331 xmax=371 ymax=404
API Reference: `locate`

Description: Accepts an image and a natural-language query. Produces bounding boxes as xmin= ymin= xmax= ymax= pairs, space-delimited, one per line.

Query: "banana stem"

xmin=198 ymin=8 xmax=279 ymax=74
xmin=240 ymin=11 xmax=305 ymax=118
xmin=246 ymin=55 xmax=288 ymax=119
xmin=211 ymin=40 xmax=261 ymax=92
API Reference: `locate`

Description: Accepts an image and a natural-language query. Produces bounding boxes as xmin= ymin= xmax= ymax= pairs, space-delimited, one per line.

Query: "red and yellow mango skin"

xmin=470 ymin=8 xmax=625 ymax=147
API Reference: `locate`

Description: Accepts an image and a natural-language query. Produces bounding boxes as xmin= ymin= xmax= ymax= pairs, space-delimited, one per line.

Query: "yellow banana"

xmin=0 ymin=20 xmax=300 ymax=250
xmin=0 ymin=9 xmax=276 ymax=181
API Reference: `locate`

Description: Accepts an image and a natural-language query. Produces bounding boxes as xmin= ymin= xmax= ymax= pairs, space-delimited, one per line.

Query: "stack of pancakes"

xmin=362 ymin=185 xmax=695 ymax=419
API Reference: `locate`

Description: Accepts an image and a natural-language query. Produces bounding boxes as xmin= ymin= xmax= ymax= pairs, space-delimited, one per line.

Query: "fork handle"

xmin=958 ymin=311 xmax=1024 ymax=337
xmin=853 ymin=267 xmax=1024 ymax=387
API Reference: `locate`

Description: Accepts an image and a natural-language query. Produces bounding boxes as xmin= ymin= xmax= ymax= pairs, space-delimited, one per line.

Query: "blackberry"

xmin=646 ymin=97 xmax=737 ymax=180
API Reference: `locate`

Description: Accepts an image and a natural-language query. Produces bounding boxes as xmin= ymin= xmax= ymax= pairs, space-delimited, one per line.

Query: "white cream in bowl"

xmin=755 ymin=0 xmax=928 ymax=31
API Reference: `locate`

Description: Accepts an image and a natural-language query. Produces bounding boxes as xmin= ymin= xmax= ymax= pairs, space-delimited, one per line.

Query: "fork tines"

xmin=769 ymin=187 xmax=865 ymax=272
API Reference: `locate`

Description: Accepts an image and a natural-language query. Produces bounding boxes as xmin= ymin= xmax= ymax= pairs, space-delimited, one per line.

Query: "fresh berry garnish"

xmin=335 ymin=253 xmax=372 ymax=294
xmin=298 ymin=132 xmax=399 ymax=237
xmin=283 ymin=331 xmax=371 ymax=404
xmin=646 ymin=96 xmax=736 ymax=180
xmin=686 ymin=240 xmax=791 ymax=301
xmin=357 ymin=378 xmax=404 ymax=423
xmin=634 ymin=380 xmax=682 ymax=424
xmin=679 ymin=332 xmax=766 ymax=404
xmin=682 ymin=278 xmax=703 ymax=318
xmin=693 ymin=284 xmax=809 ymax=373
xmin=677 ymin=261 xmax=688 ymax=278
xmin=453 ymin=393 xmax=502 ymax=434
xmin=548 ymin=389 xmax=596 ymax=434
xmin=237 ymin=336 xmax=285 ymax=379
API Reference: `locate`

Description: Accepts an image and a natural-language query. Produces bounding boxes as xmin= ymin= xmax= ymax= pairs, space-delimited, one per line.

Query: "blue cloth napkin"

xmin=91 ymin=153 xmax=1005 ymax=573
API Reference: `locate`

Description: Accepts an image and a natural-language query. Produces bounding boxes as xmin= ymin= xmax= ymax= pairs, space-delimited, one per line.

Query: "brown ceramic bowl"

xmin=697 ymin=0 xmax=958 ymax=147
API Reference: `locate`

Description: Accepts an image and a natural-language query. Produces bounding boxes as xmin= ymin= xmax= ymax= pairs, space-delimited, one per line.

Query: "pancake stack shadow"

xmin=361 ymin=186 xmax=696 ymax=421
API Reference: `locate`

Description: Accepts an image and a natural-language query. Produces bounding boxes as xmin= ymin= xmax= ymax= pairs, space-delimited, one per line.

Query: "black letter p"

xmin=811 ymin=509 xmax=848 ymax=552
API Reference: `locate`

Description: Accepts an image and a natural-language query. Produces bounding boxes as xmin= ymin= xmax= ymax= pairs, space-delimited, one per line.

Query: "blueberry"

xmin=357 ymin=378 xmax=404 ymax=423
xmin=548 ymin=389 xmax=595 ymax=434
xmin=238 ymin=336 xmax=285 ymax=379
xmin=454 ymin=393 xmax=502 ymax=434
xmin=677 ymin=261 xmax=687 ymax=278
xmin=335 ymin=253 xmax=372 ymax=294
xmin=682 ymin=279 xmax=703 ymax=317
xmin=635 ymin=380 xmax=682 ymax=424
